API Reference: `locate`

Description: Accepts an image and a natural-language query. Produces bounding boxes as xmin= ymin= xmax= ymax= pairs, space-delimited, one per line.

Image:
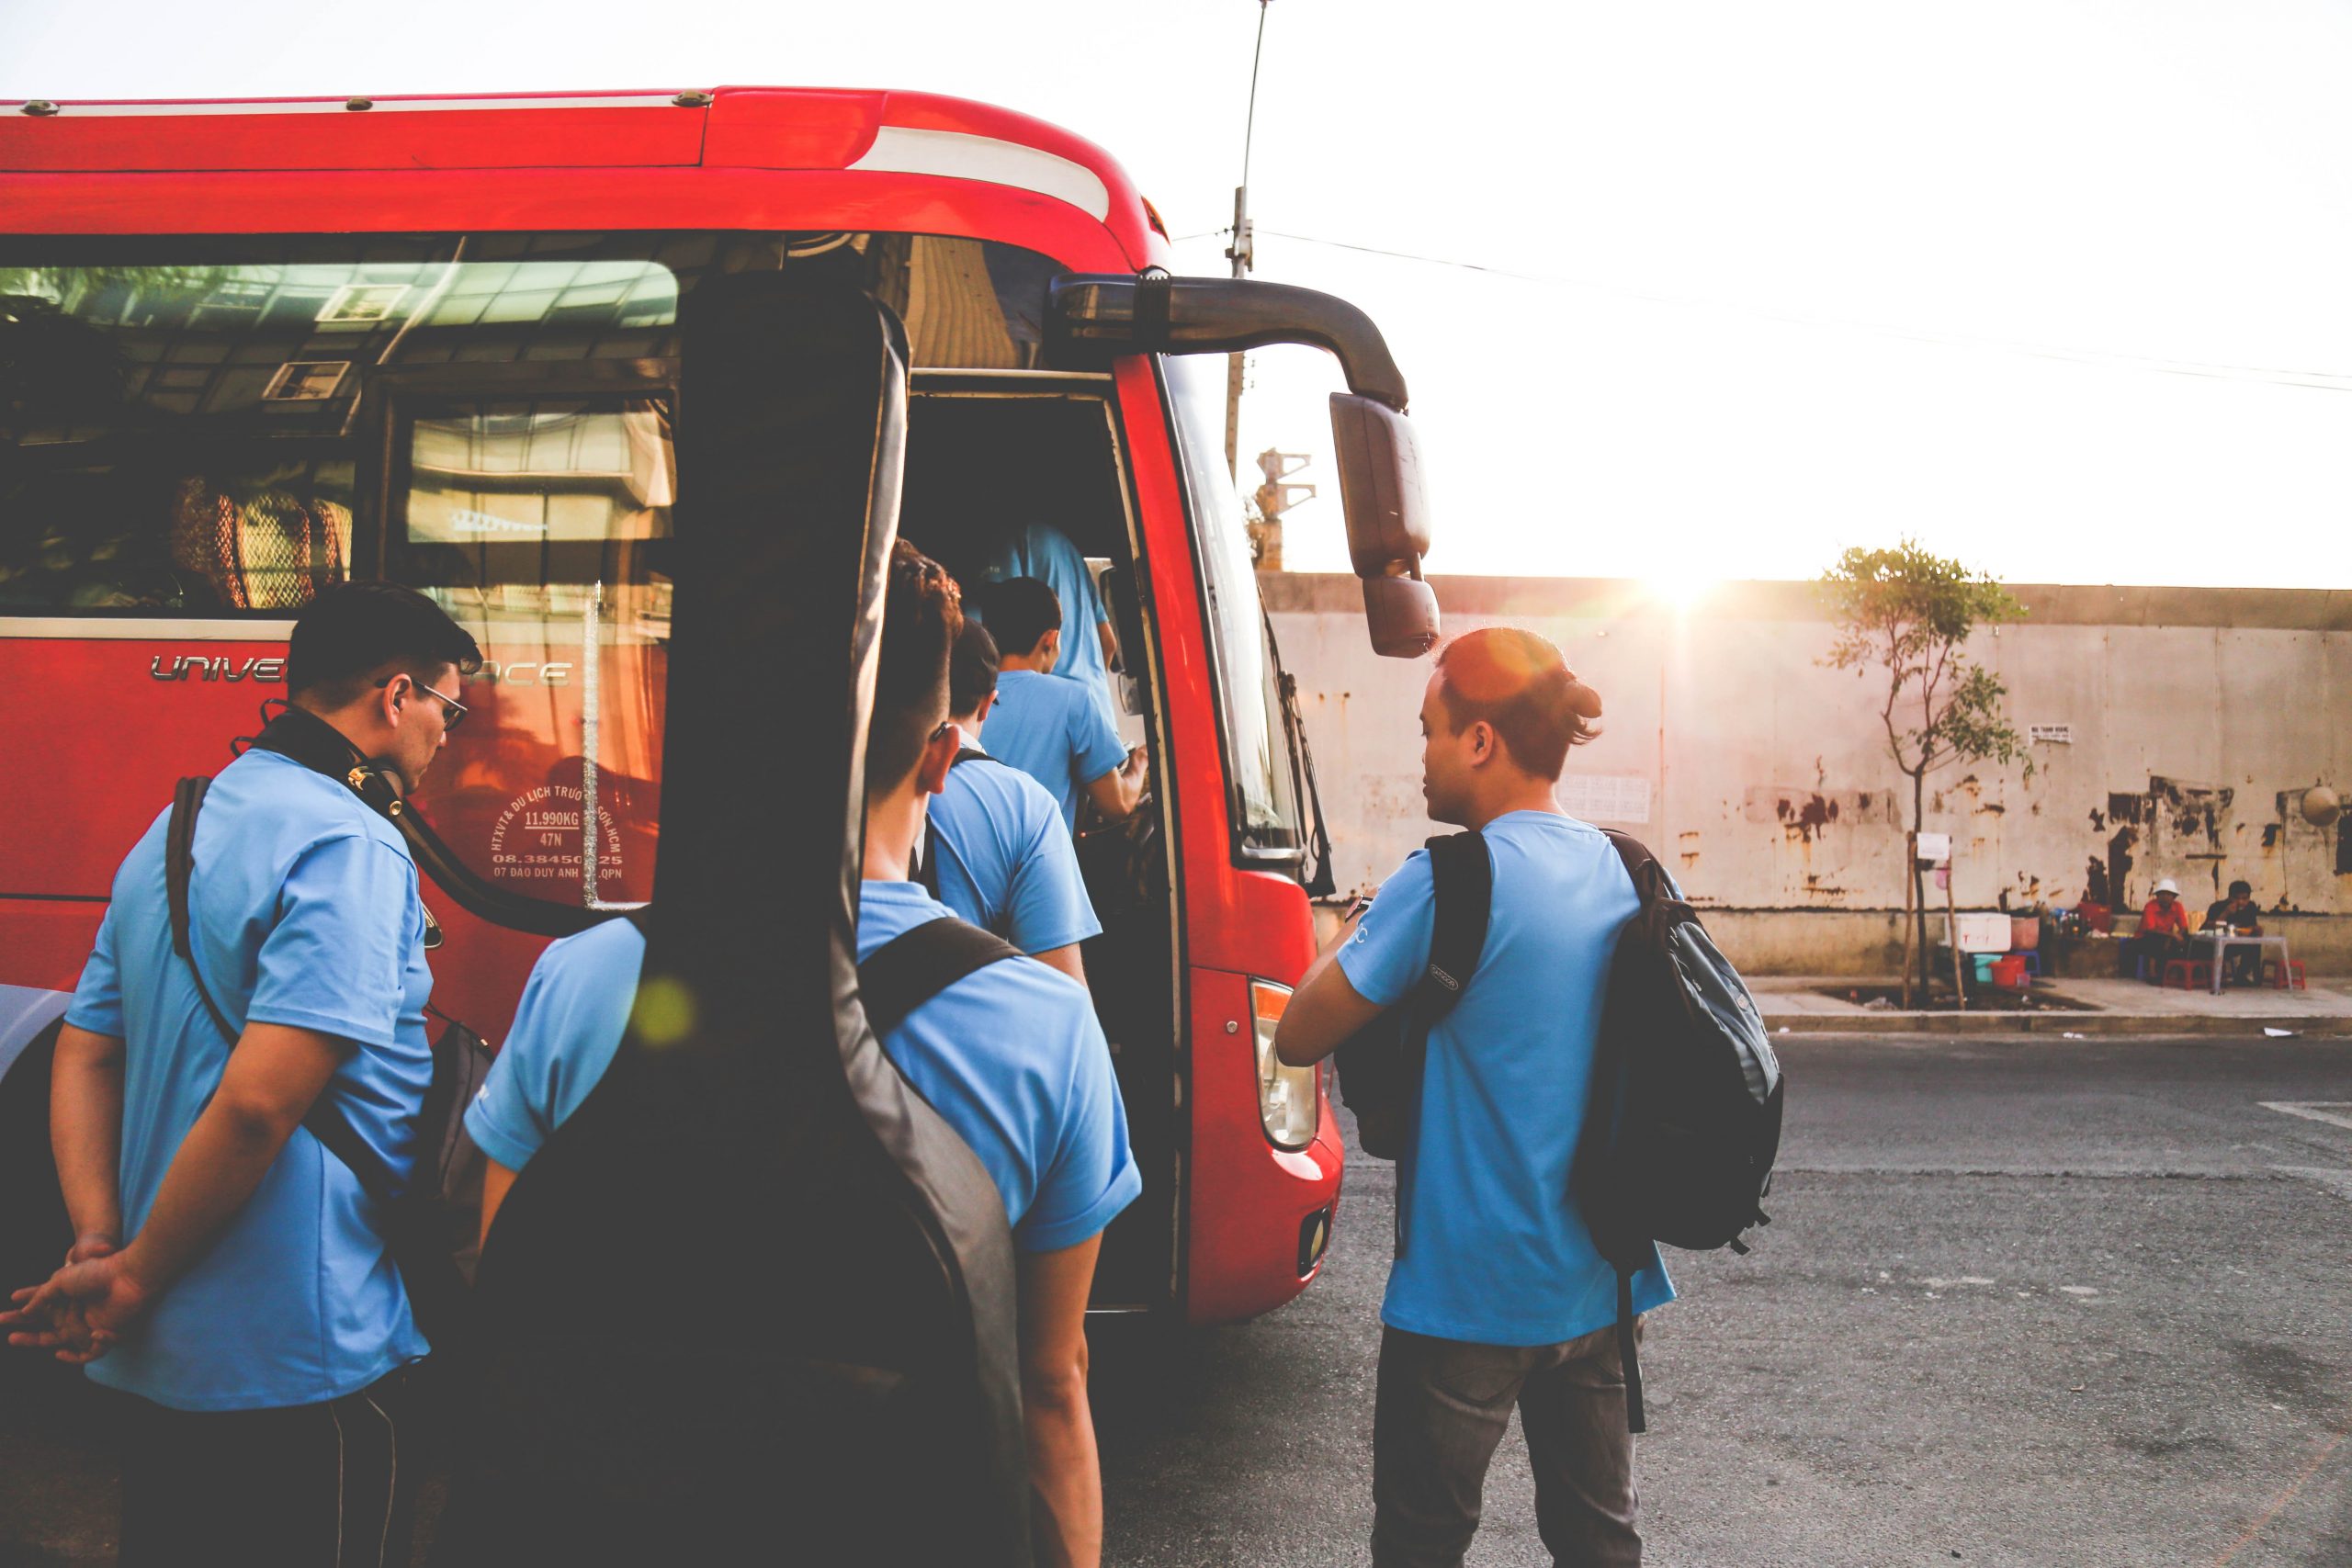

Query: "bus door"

xmin=901 ymin=375 xmax=1181 ymax=1312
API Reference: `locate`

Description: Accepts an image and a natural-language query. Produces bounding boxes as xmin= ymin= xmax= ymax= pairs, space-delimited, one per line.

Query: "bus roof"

xmin=0 ymin=85 xmax=1168 ymax=267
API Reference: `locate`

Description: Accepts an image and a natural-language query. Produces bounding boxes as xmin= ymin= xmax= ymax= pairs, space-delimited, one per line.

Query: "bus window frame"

xmin=357 ymin=358 xmax=680 ymax=585
xmin=1149 ymin=355 xmax=1308 ymax=874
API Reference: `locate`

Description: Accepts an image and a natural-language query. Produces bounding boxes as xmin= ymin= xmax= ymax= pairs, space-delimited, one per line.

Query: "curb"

xmin=1760 ymin=1010 xmax=2352 ymax=1037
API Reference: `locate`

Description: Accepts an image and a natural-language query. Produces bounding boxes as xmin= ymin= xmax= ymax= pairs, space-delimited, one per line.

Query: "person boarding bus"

xmin=978 ymin=519 xmax=1121 ymax=728
xmin=920 ymin=619 xmax=1102 ymax=983
xmin=977 ymin=576 xmax=1146 ymax=832
xmin=464 ymin=543 xmax=1141 ymax=1568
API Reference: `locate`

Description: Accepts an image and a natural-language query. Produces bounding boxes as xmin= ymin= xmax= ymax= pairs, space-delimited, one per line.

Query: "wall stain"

xmin=2105 ymin=826 xmax=2138 ymax=906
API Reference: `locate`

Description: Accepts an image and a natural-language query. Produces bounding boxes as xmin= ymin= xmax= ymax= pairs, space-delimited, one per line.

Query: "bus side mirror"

xmin=1331 ymin=393 xmax=1440 ymax=659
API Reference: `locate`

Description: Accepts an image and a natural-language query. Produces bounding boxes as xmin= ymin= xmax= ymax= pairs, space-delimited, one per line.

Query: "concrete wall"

xmin=1263 ymin=574 xmax=2352 ymax=973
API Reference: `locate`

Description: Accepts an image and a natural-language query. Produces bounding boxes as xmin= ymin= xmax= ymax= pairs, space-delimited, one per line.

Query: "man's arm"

xmin=1082 ymin=747 xmax=1148 ymax=824
xmin=1033 ymin=945 xmax=1088 ymax=985
xmin=51 ymin=1023 xmax=126 ymax=1260
xmin=480 ymin=1158 xmax=520 ymax=1253
xmin=1274 ymin=905 xmax=1386 ymax=1066
xmin=1019 ymin=1234 xmax=1104 ymax=1568
xmin=7 ymin=1021 xmax=345 ymax=1359
xmin=1095 ymin=619 xmax=1119 ymax=675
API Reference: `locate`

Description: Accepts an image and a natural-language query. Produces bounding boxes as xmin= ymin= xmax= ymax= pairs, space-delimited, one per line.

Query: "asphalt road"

xmin=6 ymin=1034 xmax=2348 ymax=1566
xmin=1090 ymin=1034 xmax=2352 ymax=1568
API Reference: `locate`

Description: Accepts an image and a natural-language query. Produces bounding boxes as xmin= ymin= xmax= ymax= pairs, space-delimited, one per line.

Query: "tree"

xmin=1819 ymin=541 xmax=2030 ymax=1002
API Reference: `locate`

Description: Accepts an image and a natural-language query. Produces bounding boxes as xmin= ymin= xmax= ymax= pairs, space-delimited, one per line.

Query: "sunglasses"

xmin=377 ymin=674 xmax=469 ymax=731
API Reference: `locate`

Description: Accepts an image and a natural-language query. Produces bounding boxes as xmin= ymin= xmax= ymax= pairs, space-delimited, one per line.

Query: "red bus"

xmin=0 ymin=85 xmax=1438 ymax=1326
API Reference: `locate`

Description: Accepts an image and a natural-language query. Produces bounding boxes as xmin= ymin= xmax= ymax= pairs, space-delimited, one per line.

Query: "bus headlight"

xmin=1249 ymin=980 xmax=1317 ymax=1150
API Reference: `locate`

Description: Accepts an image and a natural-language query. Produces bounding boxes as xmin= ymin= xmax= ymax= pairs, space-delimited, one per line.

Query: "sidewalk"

xmin=1753 ymin=975 xmax=2352 ymax=1035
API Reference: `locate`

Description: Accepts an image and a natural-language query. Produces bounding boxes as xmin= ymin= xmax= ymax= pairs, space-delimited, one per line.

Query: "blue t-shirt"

xmin=467 ymin=883 xmax=1139 ymax=1254
xmin=928 ymin=743 xmax=1102 ymax=955
xmin=981 ymin=670 xmax=1128 ymax=831
xmin=978 ymin=521 xmax=1117 ymax=728
xmin=64 ymin=749 xmax=434 ymax=1411
xmin=1338 ymin=810 xmax=1673 ymax=1347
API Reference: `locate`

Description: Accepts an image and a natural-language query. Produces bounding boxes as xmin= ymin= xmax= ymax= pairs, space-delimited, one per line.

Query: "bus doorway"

xmin=901 ymin=381 xmax=1181 ymax=1312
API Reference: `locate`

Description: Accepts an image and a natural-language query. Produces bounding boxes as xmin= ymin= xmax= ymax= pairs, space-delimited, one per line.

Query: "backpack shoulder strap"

xmin=1408 ymin=829 xmax=1492 ymax=1022
xmin=1601 ymin=828 xmax=1673 ymax=904
xmin=166 ymin=778 xmax=240 ymax=1045
xmin=859 ymin=916 xmax=1023 ymax=1038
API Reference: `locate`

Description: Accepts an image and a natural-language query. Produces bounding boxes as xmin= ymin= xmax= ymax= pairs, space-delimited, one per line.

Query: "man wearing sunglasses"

xmin=6 ymin=581 xmax=480 ymax=1566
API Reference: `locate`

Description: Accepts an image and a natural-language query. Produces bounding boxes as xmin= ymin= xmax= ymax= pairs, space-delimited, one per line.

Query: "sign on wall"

xmin=1558 ymin=773 xmax=1653 ymax=824
xmin=2030 ymin=723 xmax=2075 ymax=744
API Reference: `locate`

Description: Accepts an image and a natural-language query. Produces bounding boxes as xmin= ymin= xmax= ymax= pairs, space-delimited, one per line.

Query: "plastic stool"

xmin=2263 ymin=959 xmax=2308 ymax=991
xmin=2163 ymin=959 xmax=2213 ymax=991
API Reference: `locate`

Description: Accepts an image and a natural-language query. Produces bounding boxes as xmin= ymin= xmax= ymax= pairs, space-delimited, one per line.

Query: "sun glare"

xmin=1644 ymin=574 xmax=1718 ymax=613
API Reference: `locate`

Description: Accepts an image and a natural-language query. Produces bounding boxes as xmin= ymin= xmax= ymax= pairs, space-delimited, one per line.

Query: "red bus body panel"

xmin=0 ymin=85 xmax=1336 ymax=1325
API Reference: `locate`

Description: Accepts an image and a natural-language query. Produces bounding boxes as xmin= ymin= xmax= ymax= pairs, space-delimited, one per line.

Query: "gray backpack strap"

xmin=858 ymin=917 xmax=1022 ymax=1039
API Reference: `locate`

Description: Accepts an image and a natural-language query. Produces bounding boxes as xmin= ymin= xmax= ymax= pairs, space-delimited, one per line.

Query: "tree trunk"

xmin=1911 ymin=769 xmax=1932 ymax=998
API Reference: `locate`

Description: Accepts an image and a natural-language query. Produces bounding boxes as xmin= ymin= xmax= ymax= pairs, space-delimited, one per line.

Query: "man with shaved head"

xmin=1275 ymin=626 xmax=1672 ymax=1568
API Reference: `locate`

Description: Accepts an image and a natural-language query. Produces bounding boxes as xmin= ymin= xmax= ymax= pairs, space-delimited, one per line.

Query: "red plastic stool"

xmin=2262 ymin=959 xmax=2308 ymax=991
xmin=2163 ymin=959 xmax=2213 ymax=990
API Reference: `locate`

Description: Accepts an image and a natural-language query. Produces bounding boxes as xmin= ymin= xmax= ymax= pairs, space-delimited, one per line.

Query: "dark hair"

xmin=1433 ymin=626 xmax=1602 ymax=782
xmin=2229 ymin=879 xmax=2252 ymax=898
xmin=978 ymin=575 xmax=1061 ymax=658
xmin=286 ymin=581 xmax=482 ymax=704
xmin=866 ymin=540 xmax=964 ymax=795
xmin=949 ymin=620 xmax=1001 ymax=717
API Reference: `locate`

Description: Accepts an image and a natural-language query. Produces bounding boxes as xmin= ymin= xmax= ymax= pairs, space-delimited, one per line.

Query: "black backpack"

xmin=1578 ymin=829 xmax=1783 ymax=1432
xmin=1334 ymin=826 xmax=1782 ymax=1434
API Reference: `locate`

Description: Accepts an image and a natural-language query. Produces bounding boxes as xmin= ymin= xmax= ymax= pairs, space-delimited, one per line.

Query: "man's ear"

xmin=377 ymin=671 xmax=410 ymax=728
xmin=1039 ymin=627 xmax=1062 ymax=661
xmin=915 ymin=725 xmax=960 ymax=797
xmin=1464 ymin=719 xmax=1498 ymax=770
xmin=973 ymin=690 xmax=996 ymax=727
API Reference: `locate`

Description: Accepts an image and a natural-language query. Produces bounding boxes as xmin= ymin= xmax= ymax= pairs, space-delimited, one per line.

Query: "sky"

xmin=6 ymin=0 xmax=2349 ymax=588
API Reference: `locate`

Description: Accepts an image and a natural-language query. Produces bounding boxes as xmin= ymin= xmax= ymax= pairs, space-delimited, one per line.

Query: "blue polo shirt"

xmin=64 ymin=749 xmax=434 ymax=1411
xmin=981 ymin=670 xmax=1128 ymax=831
xmin=467 ymin=883 xmax=1139 ymax=1254
xmin=1339 ymin=810 xmax=1673 ymax=1347
xmin=928 ymin=742 xmax=1101 ymax=955
xmin=978 ymin=521 xmax=1118 ymax=728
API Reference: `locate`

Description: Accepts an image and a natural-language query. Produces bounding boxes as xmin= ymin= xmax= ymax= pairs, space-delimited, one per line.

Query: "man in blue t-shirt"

xmin=4 ymin=582 xmax=481 ymax=1566
xmin=977 ymin=576 xmax=1146 ymax=831
xmin=922 ymin=620 xmax=1102 ymax=982
xmin=465 ymin=542 xmax=1140 ymax=1568
xmin=1274 ymin=626 xmax=1668 ymax=1568
xmin=978 ymin=519 xmax=1121 ymax=729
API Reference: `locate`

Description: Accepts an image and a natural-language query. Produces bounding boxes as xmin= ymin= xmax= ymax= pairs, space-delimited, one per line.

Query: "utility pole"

xmin=1225 ymin=0 xmax=1271 ymax=479
xmin=1250 ymin=448 xmax=1314 ymax=570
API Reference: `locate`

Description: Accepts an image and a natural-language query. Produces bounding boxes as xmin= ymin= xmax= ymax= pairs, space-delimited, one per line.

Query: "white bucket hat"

xmin=2154 ymin=877 xmax=2179 ymax=896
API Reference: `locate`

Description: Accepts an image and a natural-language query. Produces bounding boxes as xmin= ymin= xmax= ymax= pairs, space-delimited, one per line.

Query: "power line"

xmin=1174 ymin=225 xmax=2352 ymax=394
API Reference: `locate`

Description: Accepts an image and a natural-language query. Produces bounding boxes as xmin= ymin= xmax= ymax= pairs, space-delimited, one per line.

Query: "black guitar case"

xmin=440 ymin=273 xmax=1032 ymax=1565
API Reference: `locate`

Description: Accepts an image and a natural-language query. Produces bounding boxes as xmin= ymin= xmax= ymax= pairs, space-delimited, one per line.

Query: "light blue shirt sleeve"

xmin=1337 ymin=849 xmax=1437 ymax=1010
xmin=1016 ymin=1004 xmax=1143 ymax=1254
xmin=463 ymin=925 xmax=641 ymax=1172
xmin=1002 ymin=798 xmax=1102 ymax=954
xmin=1068 ymin=684 xmax=1128 ymax=786
xmin=244 ymin=834 xmax=417 ymax=1052
xmin=64 ymin=906 xmax=125 ymax=1037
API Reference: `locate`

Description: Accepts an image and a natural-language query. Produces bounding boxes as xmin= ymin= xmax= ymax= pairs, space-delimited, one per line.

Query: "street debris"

xmin=1862 ymin=996 xmax=1897 ymax=1010
xmin=2263 ymin=1027 xmax=2298 ymax=1037
xmin=2062 ymin=1031 xmax=2087 ymax=1039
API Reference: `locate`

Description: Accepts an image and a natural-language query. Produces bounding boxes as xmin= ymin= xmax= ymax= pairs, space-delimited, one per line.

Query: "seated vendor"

xmin=2128 ymin=878 xmax=2194 ymax=978
xmin=2200 ymin=879 xmax=2263 ymax=984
